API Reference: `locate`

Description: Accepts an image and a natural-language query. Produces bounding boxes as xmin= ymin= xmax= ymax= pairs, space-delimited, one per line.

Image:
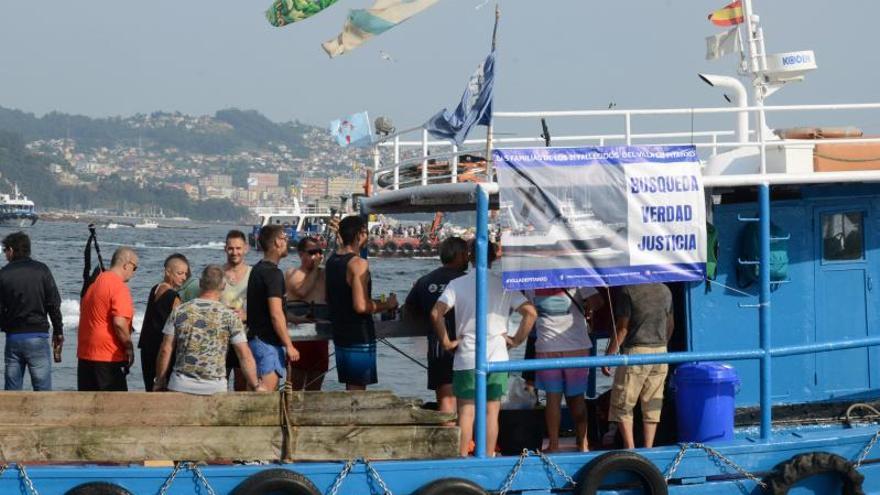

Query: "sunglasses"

xmin=128 ymin=261 xmax=138 ymax=272
xmin=305 ymin=248 xmax=322 ymax=255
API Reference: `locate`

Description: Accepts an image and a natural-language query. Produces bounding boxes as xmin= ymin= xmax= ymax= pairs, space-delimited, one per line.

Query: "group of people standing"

xmin=0 ymin=222 xmax=675 ymax=457
xmin=405 ymin=237 xmax=674 ymax=456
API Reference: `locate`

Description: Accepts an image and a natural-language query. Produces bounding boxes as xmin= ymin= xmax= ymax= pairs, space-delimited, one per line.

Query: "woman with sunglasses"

xmin=138 ymin=253 xmax=189 ymax=391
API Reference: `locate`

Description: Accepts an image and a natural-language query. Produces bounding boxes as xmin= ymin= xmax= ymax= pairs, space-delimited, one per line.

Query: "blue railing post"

xmin=758 ymin=183 xmax=773 ymax=440
xmin=474 ymin=184 xmax=490 ymax=458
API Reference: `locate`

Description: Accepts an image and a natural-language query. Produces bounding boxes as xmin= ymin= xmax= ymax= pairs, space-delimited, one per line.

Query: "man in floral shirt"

xmin=154 ymin=265 xmax=266 ymax=394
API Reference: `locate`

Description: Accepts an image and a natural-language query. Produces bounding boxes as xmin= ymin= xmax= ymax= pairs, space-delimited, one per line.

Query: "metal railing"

xmin=369 ymin=102 xmax=880 ymax=194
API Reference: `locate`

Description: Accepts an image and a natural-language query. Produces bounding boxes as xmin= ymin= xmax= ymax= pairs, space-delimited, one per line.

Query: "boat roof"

xmin=360 ymin=182 xmax=499 ymax=214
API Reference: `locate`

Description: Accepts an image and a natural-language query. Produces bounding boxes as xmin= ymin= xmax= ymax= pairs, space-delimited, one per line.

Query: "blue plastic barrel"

xmin=673 ymin=362 xmax=740 ymax=443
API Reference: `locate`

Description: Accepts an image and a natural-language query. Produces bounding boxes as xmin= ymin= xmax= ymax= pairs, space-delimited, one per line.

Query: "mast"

xmin=483 ymin=4 xmax=500 ymax=183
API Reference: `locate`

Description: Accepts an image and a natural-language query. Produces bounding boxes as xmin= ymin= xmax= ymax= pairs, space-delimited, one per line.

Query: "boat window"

xmin=821 ymin=212 xmax=863 ymax=261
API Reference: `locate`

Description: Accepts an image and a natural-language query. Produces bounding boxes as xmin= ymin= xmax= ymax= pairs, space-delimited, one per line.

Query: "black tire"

xmin=765 ymin=452 xmax=864 ymax=495
xmin=577 ymin=451 xmax=668 ymax=495
xmin=401 ymin=243 xmax=415 ymax=256
xmin=65 ymin=482 xmax=133 ymax=495
xmin=232 ymin=468 xmax=320 ymax=495
xmin=384 ymin=243 xmax=398 ymax=255
xmin=415 ymin=477 xmax=487 ymax=495
xmin=368 ymin=242 xmax=380 ymax=256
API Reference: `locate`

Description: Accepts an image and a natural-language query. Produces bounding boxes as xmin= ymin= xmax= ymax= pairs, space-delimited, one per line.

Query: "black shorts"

xmin=78 ymin=359 xmax=128 ymax=391
xmin=427 ymin=353 xmax=454 ymax=391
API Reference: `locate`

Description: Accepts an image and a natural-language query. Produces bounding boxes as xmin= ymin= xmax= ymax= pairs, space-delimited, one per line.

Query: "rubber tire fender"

xmin=576 ymin=450 xmax=668 ymax=495
xmin=384 ymin=242 xmax=398 ymax=255
xmin=232 ymin=468 xmax=320 ymax=495
xmin=65 ymin=482 xmax=134 ymax=495
xmin=765 ymin=452 xmax=865 ymax=495
xmin=368 ymin=242 xmax=380 ymax=256
xmin=401 ymin=243 xmax=415 ymax=255
xmin=414 ymin=477 xmax=487 ymax=495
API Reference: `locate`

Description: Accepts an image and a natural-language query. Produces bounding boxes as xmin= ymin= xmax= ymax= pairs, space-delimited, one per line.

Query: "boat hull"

xmin=0 ymin=214 xmax=38 ymax=228
xmin=4 ymin=423 xmax=879 ymax=494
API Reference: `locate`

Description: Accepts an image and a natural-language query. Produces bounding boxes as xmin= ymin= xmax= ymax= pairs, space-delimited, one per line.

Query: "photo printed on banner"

xmin=496 ymin=146 xmax=707 ymax=291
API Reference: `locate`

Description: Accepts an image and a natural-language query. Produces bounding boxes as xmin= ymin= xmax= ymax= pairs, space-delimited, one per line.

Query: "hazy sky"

xmin=1 ymin=1 xmax=877 ymax=133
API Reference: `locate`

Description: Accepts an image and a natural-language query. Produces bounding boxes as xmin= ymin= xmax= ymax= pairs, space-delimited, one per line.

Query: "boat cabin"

xmin=249 ymin=198 xmax=334 ymax=250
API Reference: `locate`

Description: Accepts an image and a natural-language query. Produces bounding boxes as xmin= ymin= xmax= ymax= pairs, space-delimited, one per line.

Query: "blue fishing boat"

xmin=4 ymin=1 xmax=880 ymax=493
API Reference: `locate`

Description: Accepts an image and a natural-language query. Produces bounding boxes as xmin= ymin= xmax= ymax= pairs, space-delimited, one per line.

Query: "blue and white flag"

xmin=322 ymin=0 xmax=439 ymax=58
xmin=424 ymin=51 xmax=495 ymax=146
xmin=496 ymin=145 xmax=707 ymax=290
xmin=330 ymin=111 xmax=372 ymax=147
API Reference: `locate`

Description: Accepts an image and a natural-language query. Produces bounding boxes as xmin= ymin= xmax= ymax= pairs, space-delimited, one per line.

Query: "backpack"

xmin=80 ymin=228 xmax=106 ymax=299
xmin=736 ymin=220 xmax=789 ymax=289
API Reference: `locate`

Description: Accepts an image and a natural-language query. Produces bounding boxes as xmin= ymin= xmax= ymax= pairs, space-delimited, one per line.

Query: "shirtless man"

xmin=285 ymin=237 xmax=329 ymax=390
xmin=222 ymin=230 xmax=251 ymax=391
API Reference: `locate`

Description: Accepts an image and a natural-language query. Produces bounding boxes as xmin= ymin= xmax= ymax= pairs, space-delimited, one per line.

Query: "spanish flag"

xmin=708 ymin=0 xmax=744 ymax=27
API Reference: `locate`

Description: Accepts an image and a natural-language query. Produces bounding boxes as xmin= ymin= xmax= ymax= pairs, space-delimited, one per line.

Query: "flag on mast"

xmin=266 ymin=0 xmax=340 ymax=27
xmin=424 ymin=51 xmax=495 ymax=145
xmin=322 ymin=0 xmax=439 ymax=58
xmin=706 ymin=27 xmax=741 ymax=60
xmin=708 ymin=0 xmax=744 ymax=27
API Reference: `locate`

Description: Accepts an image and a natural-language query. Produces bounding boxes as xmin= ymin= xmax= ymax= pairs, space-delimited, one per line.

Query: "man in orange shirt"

xmin=77 ymin=247 xmax=138 ymax=391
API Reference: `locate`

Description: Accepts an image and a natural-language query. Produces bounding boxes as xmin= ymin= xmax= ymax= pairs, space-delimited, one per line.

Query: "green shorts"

xmin=452 ymin=369 xmax=508 ymax=401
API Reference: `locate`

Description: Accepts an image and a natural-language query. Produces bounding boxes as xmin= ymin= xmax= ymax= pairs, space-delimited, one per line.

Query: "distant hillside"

xmin=0 ymin=106 xmax=317 ymax=156
xmin=0 ymin=130 xmax=247 ymax=221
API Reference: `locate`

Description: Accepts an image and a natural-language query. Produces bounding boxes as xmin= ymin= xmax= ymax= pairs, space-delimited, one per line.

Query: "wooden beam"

xmin=0 ymin=426 xmax=460 ymax=462
xmin=0 ymin=391 xmax=452 ymax=427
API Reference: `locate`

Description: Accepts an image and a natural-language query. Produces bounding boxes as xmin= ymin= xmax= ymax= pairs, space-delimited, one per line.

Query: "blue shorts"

xmin=249 ymin=336 xmax=287 ymax=379
xmin=335 ymin=343 xmax=378 ymax=386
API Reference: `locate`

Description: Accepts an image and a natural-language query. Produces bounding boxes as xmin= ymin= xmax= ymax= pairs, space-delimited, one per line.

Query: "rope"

xmin=281 ymin=363 xmax=296 ymax=463
xmin=378 ymin=338 xmax=428 ymax=370
xmin=845 ymin=403 xmax=880 ymax=426
xmin=705 ymin=278 xmax=758 ymax=298
xmin=303 ymin=363 xmax=337 ymax=390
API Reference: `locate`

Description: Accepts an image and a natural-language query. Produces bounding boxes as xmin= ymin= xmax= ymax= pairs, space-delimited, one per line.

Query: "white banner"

xmin=496 ymin=145 xmax=707 ymax=290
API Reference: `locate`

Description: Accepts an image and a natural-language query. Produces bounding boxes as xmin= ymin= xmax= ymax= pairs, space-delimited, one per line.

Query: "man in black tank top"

xmin=325 ymin=216 xmax=398 ymax=390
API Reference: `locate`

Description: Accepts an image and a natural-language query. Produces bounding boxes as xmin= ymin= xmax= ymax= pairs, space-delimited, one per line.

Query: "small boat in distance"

xmin=0 ymin=184 xmax=38 ymax=227
xmin=134 ymin=219 xmax=159 ymax=229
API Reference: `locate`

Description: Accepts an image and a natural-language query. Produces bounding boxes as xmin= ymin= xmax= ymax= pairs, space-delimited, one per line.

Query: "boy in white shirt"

xmin=431 ymin=241 xmax=537 ymax=457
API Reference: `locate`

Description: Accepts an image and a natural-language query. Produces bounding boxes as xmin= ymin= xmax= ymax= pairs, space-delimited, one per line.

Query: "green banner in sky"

xmin=266 ymin=0 xmax=340 ymax=27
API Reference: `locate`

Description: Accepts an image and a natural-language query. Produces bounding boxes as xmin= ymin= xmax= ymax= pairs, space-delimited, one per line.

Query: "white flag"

xmin=322 ymin=0 xmax=438 ymax=58
xmin=706 ymin=27 xmax=741 ymax=60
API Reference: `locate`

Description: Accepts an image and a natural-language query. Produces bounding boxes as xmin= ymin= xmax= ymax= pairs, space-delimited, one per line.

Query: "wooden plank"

xmin=0 ymin=391 xmax=451 ymax=427
xmin=0 ymin=426 xmax=460 ymax=462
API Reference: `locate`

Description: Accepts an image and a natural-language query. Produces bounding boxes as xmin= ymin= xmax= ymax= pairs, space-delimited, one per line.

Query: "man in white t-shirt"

xmin=431 ymin=241 xmax=537 ymax=457
xmin=527 ymin=287 xmax=604 ymax=452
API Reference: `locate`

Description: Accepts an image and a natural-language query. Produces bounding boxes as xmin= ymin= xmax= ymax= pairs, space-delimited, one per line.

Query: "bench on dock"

xmin=0 ymin=390 xmax=458 ymax=463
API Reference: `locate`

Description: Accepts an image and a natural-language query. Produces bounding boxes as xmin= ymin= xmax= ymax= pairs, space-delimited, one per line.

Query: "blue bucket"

xmin=673 ymin=362 xmax=740 ymax=443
